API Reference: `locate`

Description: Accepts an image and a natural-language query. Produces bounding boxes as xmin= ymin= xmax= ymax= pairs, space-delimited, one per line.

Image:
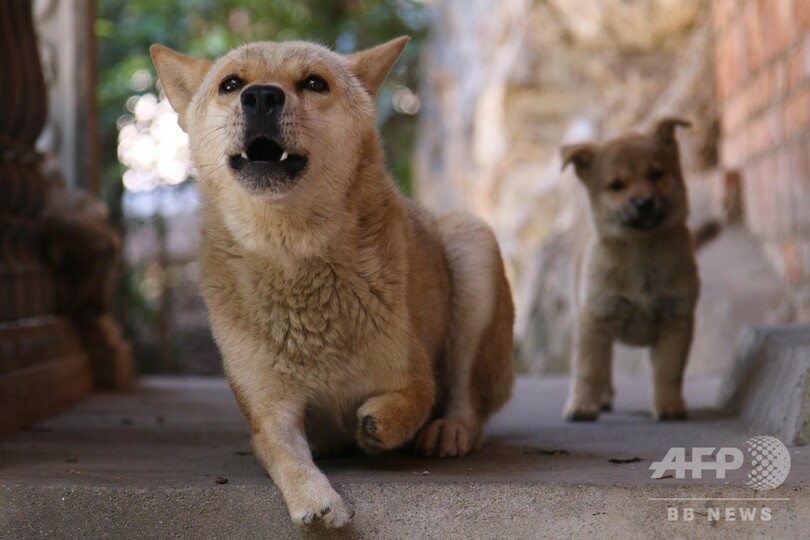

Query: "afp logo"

xmin=650 ymin=436 xmax=791 ymax=490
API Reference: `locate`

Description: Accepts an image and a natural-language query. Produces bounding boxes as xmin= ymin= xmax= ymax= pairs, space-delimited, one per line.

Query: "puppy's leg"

xmin=602 ymin=359 xmax=615 ymax=412
xmin=230 ymin=382 xmax=353 ymax=528
xmin=356 ymin=345 xmax=435 ymax=453
xmin=564 ymin=313 xmax=612 ymax=421
xmin=650 ymin=316 xmax=693 ymax=420
xmin=416 ymin=213 xmax=514 ymax=458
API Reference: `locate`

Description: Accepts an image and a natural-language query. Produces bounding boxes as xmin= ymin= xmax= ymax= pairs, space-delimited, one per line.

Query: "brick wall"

xmin=714 ymin=0 xmax=810 ymax=289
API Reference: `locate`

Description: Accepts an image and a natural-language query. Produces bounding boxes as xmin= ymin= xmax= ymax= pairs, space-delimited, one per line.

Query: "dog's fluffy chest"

xmin=584 ymin=239 xmax=698 ymax=344
xmin=251 ymin=260 xmax=394 ymax=359
xmin=203 ymin=246 xmax=402 ymax=383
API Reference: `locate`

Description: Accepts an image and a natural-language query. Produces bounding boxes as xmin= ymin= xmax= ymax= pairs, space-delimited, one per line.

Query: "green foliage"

xmin=97 ymin=0 xmax=428 ymax=199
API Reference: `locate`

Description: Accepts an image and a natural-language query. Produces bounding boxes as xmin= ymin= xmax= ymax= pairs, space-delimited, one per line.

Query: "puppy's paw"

xmin=415 ymin=418 xmax=478 ymax=458
xmin=653 ymin=396 xmax=688 ymax=421
xmin=601 ymin=387 xmax=615 ymax=412
xmin=563 ymin=399 xmax=601 ymax=422
xmin=288 ymin=485 xmax=353 ymax=529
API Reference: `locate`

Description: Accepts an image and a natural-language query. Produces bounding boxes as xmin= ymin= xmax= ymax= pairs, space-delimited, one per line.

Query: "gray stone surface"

xmin=719 ymin=325 xmax=810 ymax=446
xmin=1 ymin=376 xmax=808 ymax=538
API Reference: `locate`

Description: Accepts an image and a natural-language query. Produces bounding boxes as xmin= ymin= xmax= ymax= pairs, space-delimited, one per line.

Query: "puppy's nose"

xmin=632 ymin=198 xmax=655 ymax=215
xmin=241 ymin=85 xmax=286 ymax=117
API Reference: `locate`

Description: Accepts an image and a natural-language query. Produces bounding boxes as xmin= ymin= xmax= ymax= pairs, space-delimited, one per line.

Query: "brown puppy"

xmin=560 ymin=118 xmax=698 ymax=422
xmin=150 ymin=37 xmax=514 ymax=527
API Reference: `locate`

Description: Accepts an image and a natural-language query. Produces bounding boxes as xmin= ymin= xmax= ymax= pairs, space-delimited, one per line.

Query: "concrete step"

xmin=1 ymin=376 xmax=808 ymax=539
xmin=719 ymin=324 xmax=810 ymax=446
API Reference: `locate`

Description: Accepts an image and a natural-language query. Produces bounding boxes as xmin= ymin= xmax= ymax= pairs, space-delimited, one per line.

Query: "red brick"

xmin=789 ymin=46 xmax=805 ymax=91
xmin=766 ymin=106 xmax=785 ymax=151
xmin=775 ymin=147 xmax=794 ymax=235
xmin=721 ymin=99 xmax=736 ymax=135
xmin=750 ymin=68 xmax=772 ymax=115
xmin=755 ymin=67 xmax=773 ymax=112
xmin=715 ymin=31 xmax=730 ymax=100
xmin=797 ymin=0 xmax=810 ymax=33
xmin=786 ymin=141 xmax=810 ymax=232
xmin=803 ymin=135 xmax=810 ymax=193
xmin=733 ymin=19 xmax=750 ymax=86
xmin=758 ymin=0 xmax=796 ymax=61
xmin=785 ymin=37 xmax=810 ymax=96
xmin=739 ymin=164 xmax=757 ymax=229
xmin=783 ymin=86 xmax=810 ymax=138
xmin=712 ymin=0 xmax=726 ymax=32
xmin=779 ymin=241 xmax=802 ymax=282
xmin=798 ymin=240 xmax=810 ymax=281
xmin=715 ymin=29 xmax=736 ymax=100
xmin=774 ymin=239 xmax=810 ymax=283
xmin=748 ymin=116 xmax=765 ymax=156
xmin=717 ymin=21 xmax=749 ymax=98
xmin=714 ymin=0 xmax=744 ymax=32
xmin=774 ymin=58 xmax=788 ymax=96
xmin=758 ymin=154 xmax=780 ymax=237
xmin=721 ymin=132 xmax=739 ymax=167
xmin=742 ymin=158 xmax=769 ymax=235
xmin=745 ymin=0 xmax=767 ymax=71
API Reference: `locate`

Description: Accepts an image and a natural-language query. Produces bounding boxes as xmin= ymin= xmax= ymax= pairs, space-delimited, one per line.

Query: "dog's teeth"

xmin=240 ymin=152 xmax=248 ymax=160
xmin=280 ymin=151 xmax=289 ymax=162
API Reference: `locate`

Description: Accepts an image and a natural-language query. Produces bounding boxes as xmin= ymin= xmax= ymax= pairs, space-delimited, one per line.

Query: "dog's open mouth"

xmin=228 ymin=136 xmax=308 ymax=183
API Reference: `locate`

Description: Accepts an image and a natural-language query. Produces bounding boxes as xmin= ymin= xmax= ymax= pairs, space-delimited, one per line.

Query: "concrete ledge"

xmin=3 ymin=482 xmax=808 ymax=539
xmin=1 ymin=376 xmax=808 ymax=538
xmin=719 ymin=324 xmax=810 ymax=445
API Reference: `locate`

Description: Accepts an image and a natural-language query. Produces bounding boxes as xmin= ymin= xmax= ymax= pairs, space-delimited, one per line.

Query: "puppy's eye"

xmin=649 ymin=167 xmax=663 ymax=181
xmin=219 ymin=75 xmax=244 ymax=94
xmin=300 ymin=75 xmax=329 ymax=94
xmin=608 ymin=179 xmax=625 ymax=192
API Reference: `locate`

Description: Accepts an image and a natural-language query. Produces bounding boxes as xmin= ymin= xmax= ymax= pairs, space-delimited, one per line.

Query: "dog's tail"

xmin=692 ymin=219 xmax=723 ymax=251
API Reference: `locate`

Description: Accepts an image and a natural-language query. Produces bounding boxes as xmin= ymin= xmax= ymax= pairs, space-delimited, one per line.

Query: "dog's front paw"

xmin=415 ymin=418 xmax=478 ymax=458
xmin=653 ymin=395 xmax=688 ymax=421
xmin=563 ymin=398 xmax=602 ymax=422
xmin=288 ymin=485 xmax=353 ymax=529
xmin=357 ymin=414 xmax=384 ymax=453
xmin=356 ymin=394 xmax=426 ymax=453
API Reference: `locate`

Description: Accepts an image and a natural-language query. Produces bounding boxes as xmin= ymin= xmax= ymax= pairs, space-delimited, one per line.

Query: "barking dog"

xmin=151 ymin=37 xmax=514 ymax=528
xmin=560 ymin=118 xmax=699 ymax=422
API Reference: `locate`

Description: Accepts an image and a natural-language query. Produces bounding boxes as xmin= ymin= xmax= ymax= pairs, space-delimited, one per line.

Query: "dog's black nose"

xmin=632 ymin=197 xmax=655 ymax=215
xmin=241 ymin=85 xmax=286 ymax=117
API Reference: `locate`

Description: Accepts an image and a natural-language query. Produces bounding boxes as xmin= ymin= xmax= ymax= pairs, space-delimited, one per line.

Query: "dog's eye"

xmin=219 ymin=75 xmax=245 ymax=94
xmin=649 ymin=167 xmax=663 ymax=181
xmin=301 ymin=75 xmax=329 ymax=94
xmin=608 ymin=179 xmax=625 ymax=192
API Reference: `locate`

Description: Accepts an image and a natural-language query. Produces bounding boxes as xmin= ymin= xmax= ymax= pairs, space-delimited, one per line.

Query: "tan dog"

xmin=560 ymin=118 xmax=698 ymax=422
xmin=150 ymin=37 xmax=514 ymax=528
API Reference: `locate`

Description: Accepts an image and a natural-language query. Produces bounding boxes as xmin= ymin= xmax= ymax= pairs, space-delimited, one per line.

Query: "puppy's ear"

xmin=348 ymin=36 xmax=409 ymax=98
xmin=150 ymin=45 xmax=212 ymax=131
xmin=653 ymin=117 xmax=691 ymax=144
xmin=561 ymin=143 xmax=598 ymax=178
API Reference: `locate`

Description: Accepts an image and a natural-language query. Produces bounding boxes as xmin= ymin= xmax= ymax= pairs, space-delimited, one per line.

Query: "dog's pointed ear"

xmin=150 ymin=45 xmax=212 ymax=130
xmin=653 ymin=117 xmax=691 ymax=144
xmin=561 ymin=143 xmax=598 ymax=178
xmin=348 ymin=36 xmax=409 ymax=98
